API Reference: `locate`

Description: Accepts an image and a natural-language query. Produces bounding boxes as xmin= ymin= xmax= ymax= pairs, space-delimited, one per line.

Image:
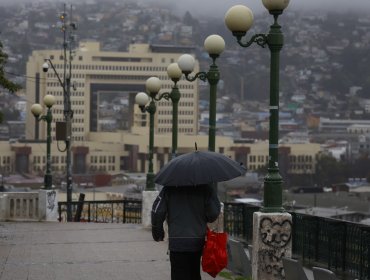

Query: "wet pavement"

xmin=0 ymin=222 xmax=225 ymax=280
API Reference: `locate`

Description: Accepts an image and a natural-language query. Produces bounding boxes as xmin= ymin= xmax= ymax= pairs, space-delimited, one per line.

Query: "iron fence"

xmin=223 ymin=202 xmax=260 ymax=243
xmin=58 ymin=199 xmax=142 ymax=224
xmin=223 ymin=202 xmax=370 ymax=280
xmin=292 ymin=212 xmax=370 ymax=280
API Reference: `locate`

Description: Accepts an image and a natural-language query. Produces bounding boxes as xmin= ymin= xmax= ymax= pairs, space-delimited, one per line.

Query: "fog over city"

xmin=137 ymin=0 xmax=370 ymax=16
xmin=1 ymin=0 xmax=370 ymax=17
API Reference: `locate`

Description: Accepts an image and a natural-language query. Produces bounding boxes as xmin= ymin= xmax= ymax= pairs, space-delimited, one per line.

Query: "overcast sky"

xmin=139 ymin=0 xmax=370 ymax=17
xmin=1 ymin=0 xmax=369 ymax=17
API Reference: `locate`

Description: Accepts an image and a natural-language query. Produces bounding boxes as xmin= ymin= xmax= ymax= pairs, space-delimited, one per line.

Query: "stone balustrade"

xmin=0 ymin=190 xmax=59 ymax=222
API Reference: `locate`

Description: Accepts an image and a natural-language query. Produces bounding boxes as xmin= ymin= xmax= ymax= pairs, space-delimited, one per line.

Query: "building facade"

xmin=0 ymin=41 xmax=323 ymax=188
xmin=1 ymin=137 xmax=321 ymax=183
xmin=25 ymin=41 xmax=200 ymax=141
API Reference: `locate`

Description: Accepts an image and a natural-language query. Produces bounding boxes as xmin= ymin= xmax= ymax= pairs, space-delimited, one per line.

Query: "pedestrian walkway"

xmin=0 ymin=222 xmax=225 ymax=280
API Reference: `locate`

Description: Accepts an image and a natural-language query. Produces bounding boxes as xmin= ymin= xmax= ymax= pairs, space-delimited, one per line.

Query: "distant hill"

xmin=1 ymin=0 xmax=369 ymax=107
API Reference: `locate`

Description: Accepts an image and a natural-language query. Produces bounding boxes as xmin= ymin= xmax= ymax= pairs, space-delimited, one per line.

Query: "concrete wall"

xmin=0 ymin=190 xmax=59 ymax=222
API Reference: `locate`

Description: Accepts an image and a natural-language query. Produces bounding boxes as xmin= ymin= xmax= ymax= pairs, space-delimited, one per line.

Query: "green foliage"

xmin=312 ymin=153 xmax=370 ymax=187
xmin=0 ymin=40 xmax=21 ymax=124
xmin=0 ymin=41 xmax=21 ymax=93
xmin=351 ymin=153 xmax=370 ymax=179
xmin=314 ymin=154 xmax=349 ymax=186
xmin=219 ymin=270 xmax=252 ymax=280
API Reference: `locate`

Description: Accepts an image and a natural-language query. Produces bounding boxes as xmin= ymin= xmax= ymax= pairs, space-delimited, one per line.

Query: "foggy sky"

xmin=138 ymin=0 xmax=370 ymax=17
xmin=1 ymin=0 xmax=369 ymax=17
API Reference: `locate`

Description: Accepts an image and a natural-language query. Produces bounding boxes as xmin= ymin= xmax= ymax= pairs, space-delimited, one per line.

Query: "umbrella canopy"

xmin=154 ymin=150 xmax=246 ymax=186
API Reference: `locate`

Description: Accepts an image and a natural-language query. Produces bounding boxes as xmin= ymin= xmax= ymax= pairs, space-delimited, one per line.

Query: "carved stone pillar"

xmin=252 ymin=212 xmax=292 ymax=280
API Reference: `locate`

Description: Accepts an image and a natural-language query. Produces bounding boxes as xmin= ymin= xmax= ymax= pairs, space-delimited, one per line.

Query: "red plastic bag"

xmin=201 ymin=228 xmax=228 ymax=278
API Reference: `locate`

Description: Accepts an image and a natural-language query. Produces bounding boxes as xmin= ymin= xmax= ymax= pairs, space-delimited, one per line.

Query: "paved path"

xmin=0 ymin=222 xmax=225 ymax=280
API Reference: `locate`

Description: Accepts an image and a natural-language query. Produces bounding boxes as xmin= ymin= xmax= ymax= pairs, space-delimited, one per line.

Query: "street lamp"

xmin=225 ymin=0 xmax=290 ymax=213
xmin=225 ymin=2 xmax=291 ymax=279
xmin=135 ymin=77 xmax=162 ymax=191
xmin=135 ymin=65 xmax=182 ymax=188
xmin=162 ymin=63 xmax=182 ymax=158
xmin=177 ymin=34 xmax=225 ymax=152
xmin=31 ymin=94 xmax=56 ymax=189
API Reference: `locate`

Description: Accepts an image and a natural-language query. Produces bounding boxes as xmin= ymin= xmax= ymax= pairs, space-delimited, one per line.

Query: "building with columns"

xmin=25 ymin=41 xmax=200 ymax=142
xmin=0 ymin=41 xmax=322 ymax=188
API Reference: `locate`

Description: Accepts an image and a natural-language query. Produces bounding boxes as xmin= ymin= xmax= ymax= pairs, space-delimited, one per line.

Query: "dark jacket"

xmin=151 ymin=184 xmax=221 ymax=252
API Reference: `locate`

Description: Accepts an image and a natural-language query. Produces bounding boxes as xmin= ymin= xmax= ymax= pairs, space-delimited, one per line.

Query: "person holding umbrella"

xmin=151 ymin=149 xmax=246 ymax=280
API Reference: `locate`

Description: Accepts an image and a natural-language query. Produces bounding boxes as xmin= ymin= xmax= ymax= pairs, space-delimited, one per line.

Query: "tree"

xmin=351 ymin=153 xmax=370 ymax=179
xmin=314 ymin=154 xmax=350 ymax=187
xmin=0 ymin=40 xmax=21 ymax=123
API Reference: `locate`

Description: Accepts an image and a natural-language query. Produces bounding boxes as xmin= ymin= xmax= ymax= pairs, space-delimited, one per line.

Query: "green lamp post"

xmin=31 ymin=94 xmax=56 ymax=189
xmin=177 ymin=34 xmax=225 ymax=152
xmin=225 ymin=0 xmax=290 ymax=212
xmin=135 ymin=66 xmax=183 ymax=189
xmin=135 ymin=77 xmax=161 ymax=191
xmin=162 ymin=63 xmax=182 ymax=159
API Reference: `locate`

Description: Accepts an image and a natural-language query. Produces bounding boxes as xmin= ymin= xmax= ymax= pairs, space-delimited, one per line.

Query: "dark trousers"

xmin=170 ymin=251 xmax=202 ymax=280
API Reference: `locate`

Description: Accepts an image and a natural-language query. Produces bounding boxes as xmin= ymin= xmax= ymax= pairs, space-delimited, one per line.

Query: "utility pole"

xmin=44 ymin=4 xmax=76 ymax=221
xmin=42 ymin=4 xmax=76 ymax=220
xmin=63 ymin=4 xmax=76 ymax=222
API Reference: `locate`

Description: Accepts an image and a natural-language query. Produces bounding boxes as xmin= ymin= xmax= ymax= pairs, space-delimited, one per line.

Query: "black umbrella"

xmin=154 ymin=150 xmax=246 ymax=186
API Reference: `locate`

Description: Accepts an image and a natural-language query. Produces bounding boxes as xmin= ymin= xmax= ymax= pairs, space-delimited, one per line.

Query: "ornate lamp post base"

xmin=44 ymin=174 xmax=53 ymax=190
xmin=262 ymin=169 xmax=284 ymax=213
xmin=146 ymin=172 xmax=155 ymax=191
xmin=252 ymin=212 xmax=292 ymax=280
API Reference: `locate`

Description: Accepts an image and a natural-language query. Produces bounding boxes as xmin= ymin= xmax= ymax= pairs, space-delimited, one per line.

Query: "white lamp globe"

xmin=145 ymin=77 xmax=161 ymax=94
xmin=167 ymin=63 xmax=182 ymax=80
xmin=135 ymin=92 xmax=149 ymax=106
xmin=177 ymin=54 xmax=195 ymax=74
xmin=225 ymin=5 xmax=254 ymax=33
xmin=43 ymin=95 xmax=56 ymax=108
xmin=42 ymin=62 xmax=49 ymax=71
xmin=204 ymin=35 xmax=225 ymax=56
xmin=31 ymin=104 xmax=43 ymax=117
xmin=262 ymin=0 xmax=290 ymax=11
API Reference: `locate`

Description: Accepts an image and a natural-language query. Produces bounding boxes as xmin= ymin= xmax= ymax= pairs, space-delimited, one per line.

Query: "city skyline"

xmin=137 ymin=0 xmax=370 ymax=17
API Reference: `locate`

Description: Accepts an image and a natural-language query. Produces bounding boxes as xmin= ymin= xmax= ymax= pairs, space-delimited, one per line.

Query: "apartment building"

xmin=319 ymin=118 xmax=370 ymax=133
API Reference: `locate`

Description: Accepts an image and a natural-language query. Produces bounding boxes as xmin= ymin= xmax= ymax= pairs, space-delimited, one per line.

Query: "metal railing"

xmin=58 ymin=199 xmax=142 ymax=224
xmin=292 ymin=212 xmax=370 ymax=280
xmin=223 ymin=202 xmax=370 ymax=280
xmin=223 ymin=202 xmax=260 ymax=244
